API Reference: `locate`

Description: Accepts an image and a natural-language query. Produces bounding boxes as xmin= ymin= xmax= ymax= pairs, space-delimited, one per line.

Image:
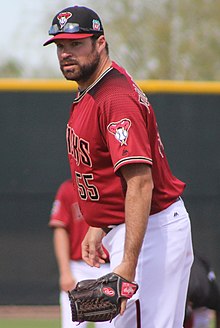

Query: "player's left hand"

xmin=82 ymin=227 xmax=107 ymax=268
xmin=68 ymin=272 xmax=138 ymax=323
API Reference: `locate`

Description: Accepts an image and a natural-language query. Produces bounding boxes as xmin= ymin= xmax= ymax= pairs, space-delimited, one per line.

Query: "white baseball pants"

xmin=103 ymin=198 xmax=194 ymax=328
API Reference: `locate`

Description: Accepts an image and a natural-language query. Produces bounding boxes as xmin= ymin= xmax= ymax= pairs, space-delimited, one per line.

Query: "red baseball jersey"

xmin=49 ymin=179 xmax=89 ymax=260
xmin=66 ymin=61 xmax=185 ymax=227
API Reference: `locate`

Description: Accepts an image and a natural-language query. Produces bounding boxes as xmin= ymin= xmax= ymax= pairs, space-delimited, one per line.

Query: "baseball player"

xmin=184 ymin=252 xmax=220 ymax=328
xmin=44 ymin=5 xmax=193 ymax=327
xmin=49 ymin=179 xmax=114 ymax=328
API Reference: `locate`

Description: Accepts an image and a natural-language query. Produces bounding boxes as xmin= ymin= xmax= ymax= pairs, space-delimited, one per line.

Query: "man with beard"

xmin=44 ymin=6 xmax=193 ymax=328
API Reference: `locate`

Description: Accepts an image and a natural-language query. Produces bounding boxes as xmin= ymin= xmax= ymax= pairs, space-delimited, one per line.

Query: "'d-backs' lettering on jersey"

xmin=66 ymin=62 xmax=185 ymax=227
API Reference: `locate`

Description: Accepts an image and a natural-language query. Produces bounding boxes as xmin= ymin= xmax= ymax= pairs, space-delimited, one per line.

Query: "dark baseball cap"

xmin=43 ymin=6 xmax=104 ymax=46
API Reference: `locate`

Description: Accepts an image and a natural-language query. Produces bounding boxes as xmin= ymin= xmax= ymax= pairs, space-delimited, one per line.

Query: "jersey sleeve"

xmin=98 ymin=85 xmax=153 ymax=173
xmin=49 ymin=180 xmax=73 ymax=229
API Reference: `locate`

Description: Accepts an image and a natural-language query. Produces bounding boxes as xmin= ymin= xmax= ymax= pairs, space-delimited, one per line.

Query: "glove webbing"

xmin=70 ymin=297 xmax=118 ymax=322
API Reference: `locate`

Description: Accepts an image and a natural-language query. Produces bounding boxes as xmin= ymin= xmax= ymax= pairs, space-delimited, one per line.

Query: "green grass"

xmin=0 ymin=318 xmax=215 ymax=328
xmin=0 ymin=318 xmax=60 ymax=328
xmin=0 ymin=318 xmax=95 ymax=328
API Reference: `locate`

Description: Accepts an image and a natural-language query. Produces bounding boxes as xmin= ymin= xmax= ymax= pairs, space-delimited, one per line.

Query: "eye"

xmin=56 ymin=43 xmax=63 ymax=49
xmin=71 ymin=41 xmax=81 ymax=47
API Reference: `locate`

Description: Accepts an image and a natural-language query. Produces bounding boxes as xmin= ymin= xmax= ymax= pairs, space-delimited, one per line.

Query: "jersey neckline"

xmin=73 ymin=66 xmax=113 ymax=103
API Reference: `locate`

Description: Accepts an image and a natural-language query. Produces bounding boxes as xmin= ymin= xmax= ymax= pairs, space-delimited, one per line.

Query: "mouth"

xmin=62 ymin=63 xmax=76 ymax=69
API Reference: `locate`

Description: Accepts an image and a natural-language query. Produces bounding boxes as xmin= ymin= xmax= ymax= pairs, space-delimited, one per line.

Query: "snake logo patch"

xmin=107 ymin=118 xmax=131 ymax=146
xmin=57 ymin=12 xmax=72 ymax=29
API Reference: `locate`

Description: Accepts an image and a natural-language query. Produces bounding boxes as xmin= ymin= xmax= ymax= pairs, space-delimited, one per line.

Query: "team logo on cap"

xmin=107 ymin=118 xmax=131 ymax=146
xmin=57 ymin=12 xmax=72 ymax=29
xmin=92 ymin=19 xmax=101 ymax=31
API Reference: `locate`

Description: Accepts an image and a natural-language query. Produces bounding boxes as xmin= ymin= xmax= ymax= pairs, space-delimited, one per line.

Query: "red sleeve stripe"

xmin=114 ymin=156 xmax=153 ymax=171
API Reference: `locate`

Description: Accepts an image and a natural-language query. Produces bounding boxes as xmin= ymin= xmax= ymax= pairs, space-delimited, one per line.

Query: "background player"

xmin=184 ymin=252 xmax=220 ymax=328
xmin=44 ymin=6 xmax=193 ymax=327
xmin=49 ymin=179 xmax=114 ymax=328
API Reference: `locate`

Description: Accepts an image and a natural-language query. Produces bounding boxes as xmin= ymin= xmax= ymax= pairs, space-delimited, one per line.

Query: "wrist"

xmin=60 ymin=266 xmax=72 ymax=276
xmin=114 ymin=261 xmax=137 ymax=282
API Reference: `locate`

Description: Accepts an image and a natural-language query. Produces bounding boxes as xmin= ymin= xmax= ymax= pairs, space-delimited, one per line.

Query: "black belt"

xmin=102 ymin=227 xmax=113 ymax=234
xmin=101 ymin=226 xmax=117 ymax=234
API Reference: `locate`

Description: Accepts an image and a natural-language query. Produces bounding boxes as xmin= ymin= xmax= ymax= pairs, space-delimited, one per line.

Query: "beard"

xmin=60 ymin=47 xmax=100 ymax=83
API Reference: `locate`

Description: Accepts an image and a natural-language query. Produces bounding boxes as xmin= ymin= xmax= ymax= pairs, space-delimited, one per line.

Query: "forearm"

xmin=123 ymin=175 xmax=152 ymax=272
xmin=53 ymin=227 xmax=71 ymax=275
xmin=119 ymin=164 xmax=153 ymax=280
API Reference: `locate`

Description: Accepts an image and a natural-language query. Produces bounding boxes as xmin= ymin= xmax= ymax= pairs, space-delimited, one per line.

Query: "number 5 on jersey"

xmin=75 ymin=172 xmax=100 ymax=201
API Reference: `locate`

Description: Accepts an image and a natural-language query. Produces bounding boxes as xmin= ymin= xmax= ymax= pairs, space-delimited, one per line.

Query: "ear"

xmin=96 ymin=35 xmax=106 ymax=53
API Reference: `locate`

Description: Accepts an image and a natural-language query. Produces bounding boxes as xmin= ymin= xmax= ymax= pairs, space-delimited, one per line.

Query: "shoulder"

xmin=91 ymin=65 xmax=136 ymax=103
xmin=57 ymin=179 xmax=73 ymax=193
xmin=54 ymin=179 xmax=75 ymax=203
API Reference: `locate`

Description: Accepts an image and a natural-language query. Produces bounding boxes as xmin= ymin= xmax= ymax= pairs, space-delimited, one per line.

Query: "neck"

xmin=78 ymin=57 xmax=112 ymax=90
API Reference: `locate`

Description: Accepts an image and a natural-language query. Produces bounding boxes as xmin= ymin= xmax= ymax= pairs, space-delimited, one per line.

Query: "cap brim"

xmin=43 ymin=33 xmax=94 ymax=46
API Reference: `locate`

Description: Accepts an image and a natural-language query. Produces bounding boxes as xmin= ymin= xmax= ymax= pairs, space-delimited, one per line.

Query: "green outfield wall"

xmin=0 ymin=80 xmax=219 ymax=305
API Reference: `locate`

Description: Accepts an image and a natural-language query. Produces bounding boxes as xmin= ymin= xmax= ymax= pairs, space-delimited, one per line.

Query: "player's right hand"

xmin=113 ymin=261 xmax=137 ymax=315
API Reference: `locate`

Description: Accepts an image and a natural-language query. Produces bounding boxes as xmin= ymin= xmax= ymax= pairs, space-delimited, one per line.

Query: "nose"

xmin=57 ymin=43 xmax=74 ymax=59
xmin=60 ymin=48 xmax=72 ymax=59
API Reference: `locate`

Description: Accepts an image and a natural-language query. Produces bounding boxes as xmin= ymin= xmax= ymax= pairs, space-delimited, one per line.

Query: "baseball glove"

xmin=68 ymin=272 xmax=138 ymax=323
